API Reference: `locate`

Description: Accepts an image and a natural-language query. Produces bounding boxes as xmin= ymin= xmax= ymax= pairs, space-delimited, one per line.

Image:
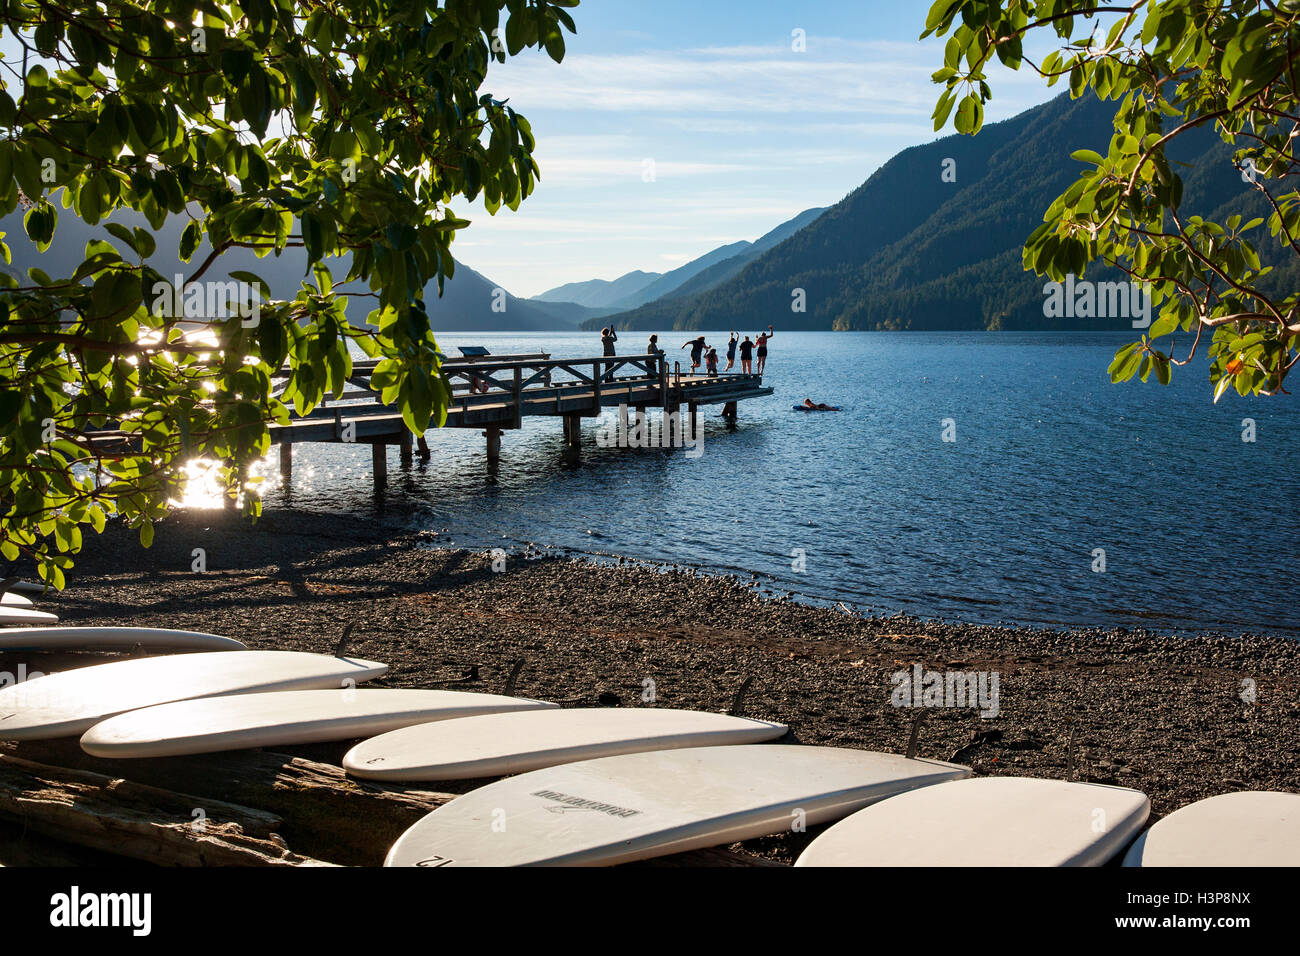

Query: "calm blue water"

xmin=256 ymin=331 xmax=1299 ymax=637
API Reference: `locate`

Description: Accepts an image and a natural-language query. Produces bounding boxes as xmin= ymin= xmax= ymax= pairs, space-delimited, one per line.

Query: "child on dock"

xmin=705 ymin=347 xmax=719 ymax=377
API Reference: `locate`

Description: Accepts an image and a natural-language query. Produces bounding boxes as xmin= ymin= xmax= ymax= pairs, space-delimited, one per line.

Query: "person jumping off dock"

xmin=755 ymin=325 xmax=773 ymax=375
xmin=705 ymin=346 xmax=719 ymax=377
xmin=726 ymin=332 xmax=738 ymax=371
xmin=681 ymin=335 xmax=707 ymax=374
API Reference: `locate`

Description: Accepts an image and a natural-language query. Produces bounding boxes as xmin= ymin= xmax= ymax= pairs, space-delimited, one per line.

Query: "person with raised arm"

xmin=755 ymin=325 xmax=774 ymax=375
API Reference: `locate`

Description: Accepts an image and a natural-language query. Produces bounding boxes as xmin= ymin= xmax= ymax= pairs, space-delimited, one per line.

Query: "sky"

xmin=457 ymin=0 xmax=1060 ymax=297
xmin=0 ymin=1 xmax=1064 ymax=298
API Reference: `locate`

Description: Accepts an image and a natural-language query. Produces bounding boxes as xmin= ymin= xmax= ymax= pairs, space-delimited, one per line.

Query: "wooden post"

xmin=513 ymin=366 xmax=523 ymax=430
xmin=278 ymin=442 xmax=292 ymax=480
xmin=399 ymin=431 xmax=412 ymax=465
xmin=722 ymin=400 xmax=738 ymax=419
xmin=688 ymin=402 xmax=698 ymax=437
xmin=372 ymin=442 xmax=387 ymax=488
xmin=484 ymin=427 xmax=502 ymax=463
xmin=592 ymin=361 xmax=602 ymax=413
xmin=563 ymin=413 xmax=581 ymax=450
xmin=417 ymin=435 xmax=431 ymax=459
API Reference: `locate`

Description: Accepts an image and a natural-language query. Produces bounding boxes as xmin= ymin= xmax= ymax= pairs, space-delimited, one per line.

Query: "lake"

xmin=253 ymin=330 xmax=1299 ymax=638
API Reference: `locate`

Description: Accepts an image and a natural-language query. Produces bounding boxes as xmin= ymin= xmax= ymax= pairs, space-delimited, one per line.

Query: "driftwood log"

xmin=1 ymin=741 xmax=780 ymax=867
xmin=6 ymin=740 xmax=451 ymax=866
xmin=0 ymin=752 xmax=328 ymax=866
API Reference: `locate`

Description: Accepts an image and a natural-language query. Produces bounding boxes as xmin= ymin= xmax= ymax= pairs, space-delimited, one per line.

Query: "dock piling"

xmin=563 ymin=413 xmax=581 ymax=451
xmin=371 ymin=442 xmax=387 ymax=488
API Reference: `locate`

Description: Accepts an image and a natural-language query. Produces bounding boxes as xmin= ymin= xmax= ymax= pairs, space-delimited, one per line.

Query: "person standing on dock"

xmin=647 ymin=334 xmax=664 ymax=375
xmin=738 ymin=334 xmax=754 ymax=374
xmin=725 ymin=332 xmax=738 ymax=371
xmin=681 ymin=335 xmax=707 ymax=374
xmin=755 ymin=325 xmax=774 ymax=375
xmin=601 ymin=327 xmax=618 ymax=382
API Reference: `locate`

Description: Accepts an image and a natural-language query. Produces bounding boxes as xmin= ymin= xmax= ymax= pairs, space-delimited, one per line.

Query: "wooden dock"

xmin=272 ymin=352 xmax=772 ymax=486
xmin=79 ymin=351 xmax=771 ymax=495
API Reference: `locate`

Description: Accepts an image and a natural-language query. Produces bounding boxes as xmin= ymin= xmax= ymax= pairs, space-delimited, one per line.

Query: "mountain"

xmin=532 ymin=270 xmax=661 ymax=309
xmin=0 ymin=208 xmax=589 ymax=332
xmin=608 ymin=240 xmax=752 ymax=309
xmin=649 ymin=206 xmax=827 ymax=305
xmin=590 ymin=92 xmax=1276 ymax=332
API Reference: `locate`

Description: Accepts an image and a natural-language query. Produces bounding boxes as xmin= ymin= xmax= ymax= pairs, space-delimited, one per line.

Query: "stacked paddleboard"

xmin=344 ymin=707 xmax=789 ymax=780
xmin=795 ymin=776 xmax=1150 ymax=866
xmin=1123 ymin=791 xmax=1300 ymax=866
xmin=81 ymin=689 xmax=560 ymax=757
xmin=383 ymin=745 xmax=971 ymax=867
xmin=0 ymin=650 xmax=389 ymax=740
xmin=0 ymin=627 xmax=245 ymax=652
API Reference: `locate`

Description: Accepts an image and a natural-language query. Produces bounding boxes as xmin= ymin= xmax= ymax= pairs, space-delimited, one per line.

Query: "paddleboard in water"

xmin=0 ymin=627 xmax=245 ymax=653
xmin=384 ymin=744 xmax=970 ymax=867
xmin=1123 ymin=791 xmax=1300 ymax=867
xmin=0 ymin=593 xmax=33 ymax=607
xmin=0 ymin=607 xmax=58 ymax=626
xmin=0 ymin=650 xmax=388 ymax=740
xmin=345 ymin=707 xmax=788 ymax=781
xmin=81 ymin=688 xmax=559 ymax=757
xmin=795 ymin=776 xmax=1149 ymax=867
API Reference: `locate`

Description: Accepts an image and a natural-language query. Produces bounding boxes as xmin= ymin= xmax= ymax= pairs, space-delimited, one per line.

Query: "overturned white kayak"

xmin=81 ymin=688 xmax=559 ymax=758
xmin=0 ymin=650 xmax=388 ymax=740
xmin=1123 ymin=791 xmax=1300 ymax=867
xmin=384 ymin=745 xmax=970 ymax=867
xmin=796 ymin=776 xmax=1150 ymax=867
xmin=345 ymin=707 xmax=789 ymax=781
xmin=0 ymin=627 xmax=245 ymax=653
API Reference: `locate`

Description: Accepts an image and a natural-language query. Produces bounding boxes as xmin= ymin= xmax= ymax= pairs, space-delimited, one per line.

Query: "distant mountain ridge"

xmin=532 ymin=269 xmax=661 ymax=310
xmin=591 ymin=91 xmax=1282 ymax=332
xmin=540 ymin=206 xmax=827 ymax=318
xmin=0 ymin=208 xmax=593 ymax=332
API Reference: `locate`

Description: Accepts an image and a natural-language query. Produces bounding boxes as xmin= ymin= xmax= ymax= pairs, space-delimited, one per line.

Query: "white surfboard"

xmin=384 ymin=745 xmax=970 ymax=867
xmin=1123 ymin=791 xmax=1300 ymax=867
xmin=1 ymin=592 xmax=33 ymax=607
xmin=795 ymin=776 xmax=1150 ymax=867
xmin=0 ymin=650 xmax=388 ymax=740
xmin=81 ymin=688 xmax=560 ymax=758
xmin=0 ymin=627 xmax=245 ymax=653
xmin=345 ymin=708 xmax=789 ymax=781
xmin=0 ymin=607 xmax=58 ymax=625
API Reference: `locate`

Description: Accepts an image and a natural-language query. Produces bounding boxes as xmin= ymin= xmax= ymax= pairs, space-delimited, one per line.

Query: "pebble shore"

xmin=13 ymin=508 xmax=1299 ymax=864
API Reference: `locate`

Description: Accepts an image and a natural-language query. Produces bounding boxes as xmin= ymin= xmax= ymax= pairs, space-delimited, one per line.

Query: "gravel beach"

xmin=4 ymin=508 xmax=1298 ymax=865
